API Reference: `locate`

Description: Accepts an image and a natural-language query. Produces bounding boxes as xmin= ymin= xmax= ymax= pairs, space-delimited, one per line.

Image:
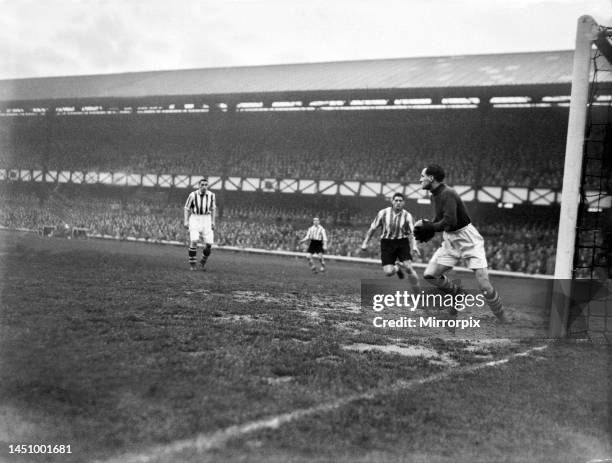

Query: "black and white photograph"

xmin=0 ymin=0 xmax=611 ymax=461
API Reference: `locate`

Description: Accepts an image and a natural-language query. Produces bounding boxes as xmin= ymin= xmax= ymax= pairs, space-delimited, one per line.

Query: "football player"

xmin=361 ymin=193 xmax=421 ymax=293
xmin=299 ymin=217 xmax=328 ymax=273
xmin=184 ymin=177 xmax=216 ymax=271
xmin=415 ymin=164 xmax=506 ymax=322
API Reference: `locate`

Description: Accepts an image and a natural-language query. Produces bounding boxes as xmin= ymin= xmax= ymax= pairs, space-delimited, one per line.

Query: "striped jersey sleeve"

xmin=208 ymin=192 xmax=216 ymax=213
xmin=370 ymin=208 xmax=388 ymax=234
xmin=405 ymin=211 xmax=415 ymax=235
xmin=184 ymin=192 xmax=195 ymax=211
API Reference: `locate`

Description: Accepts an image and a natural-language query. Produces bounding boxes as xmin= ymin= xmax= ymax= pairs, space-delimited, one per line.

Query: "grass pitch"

xmin=0 ymin=230 xmax=609 ymax=463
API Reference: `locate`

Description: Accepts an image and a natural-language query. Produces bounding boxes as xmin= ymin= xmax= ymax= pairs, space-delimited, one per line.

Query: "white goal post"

xmin=549 ymin=16 xmax=602 ymax=337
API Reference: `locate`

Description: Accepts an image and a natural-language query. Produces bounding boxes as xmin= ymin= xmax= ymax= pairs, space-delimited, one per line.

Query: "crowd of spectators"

xmin=0 ymin=187 xmax=560 ymax=275
xmin=0 ymin=108 xmax=571 ymax=189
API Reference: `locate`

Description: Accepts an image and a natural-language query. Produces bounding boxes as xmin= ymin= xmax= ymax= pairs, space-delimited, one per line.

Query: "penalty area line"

xmin=98 ymin=344 xmax=549 ymax=463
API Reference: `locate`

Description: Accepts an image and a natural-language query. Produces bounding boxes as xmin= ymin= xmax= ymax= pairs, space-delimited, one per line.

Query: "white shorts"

xmin=189 ymin=214 xmax=214 ymax=244
xmin=429 ymin=223 xmax=488 ymax=270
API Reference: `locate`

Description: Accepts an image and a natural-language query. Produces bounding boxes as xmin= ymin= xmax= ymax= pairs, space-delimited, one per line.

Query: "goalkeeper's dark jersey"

xmin=430 ymin=183 xmax=471 ymax=232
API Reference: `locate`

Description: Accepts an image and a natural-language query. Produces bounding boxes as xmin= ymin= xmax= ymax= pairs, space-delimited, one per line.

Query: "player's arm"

xmin=361 ymin=213 xmax=381 ymax=249
xmin=322 ymin=228 xmax=328 ymax=250
xmin=361 ymin=227 xmax=376 ymax=250
xmin=183 ymin=194 xmax=192 ymax=228
xmin=211 ymin=193 xmax=217 ymax=230
xmin=407 ymin=213 xmax=420 ymax=255
xmin=299 ymin=228 xmax=311 ymax=243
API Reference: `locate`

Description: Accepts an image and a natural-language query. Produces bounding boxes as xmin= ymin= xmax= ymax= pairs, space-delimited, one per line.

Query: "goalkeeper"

xmin=415 ymin=164 xmax=506 ymax=323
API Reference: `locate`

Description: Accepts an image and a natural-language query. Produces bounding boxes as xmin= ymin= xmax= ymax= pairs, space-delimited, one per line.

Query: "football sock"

xmin=188 ymin=246 xmax=197 ymax=265
xmin=431 ymin=275 xmax=462 ymax=294
xmin=201 ymin=244 xmax=211 ymax=263
xmin=408 ymin=273 xmax=420 ymax=292
xmin=484 ymin=289 xmax=504 ymax=316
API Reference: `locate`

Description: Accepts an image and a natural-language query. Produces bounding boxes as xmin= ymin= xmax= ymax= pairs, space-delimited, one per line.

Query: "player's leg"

xmin=423 ymin=261 xmax=460 ymax=290
xmin=200 ymin=219 xmax=214 ymax=269
xmin=461 ymin=225 xmax=505 ymax=322
xmin=187 ymin=218 xmax=199 ymax=270
xmin=306 ymin=240 xmax=318 ymax=273
xmin=383 ymin=264 xmax=402 ymax=277
xmin=188 ymin=240 xmax=198 ymax=270
xmin=423 ymin=260 xmax=460 ymax=320
xmin=400 ymin=260 xmax=420 ymax=288
xmin=200 ymin=243 xmax=212 ymax=268
xmin=399 ymin=260 xmax=421 ymax=292
xmin=381 ymin=239 xmax=402 ymax=278
xmin=396 ymin=240 xmax=418 ymax=287
xmin=318 ymin=252 xmax=326 ymax=272
xmin=423 ymin=247 xmax=462 ymax=294
xmin=473 ymin=268 xmax=506 ymax=322
xmin=307 ymin=253 xmax=317 ymax=273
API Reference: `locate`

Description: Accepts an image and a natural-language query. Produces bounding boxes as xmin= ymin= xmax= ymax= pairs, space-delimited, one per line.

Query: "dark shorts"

xmin=380 ymin=238 xmax=412 ymax=266
xmin=308 ymin=240 xmax=324 ymax=254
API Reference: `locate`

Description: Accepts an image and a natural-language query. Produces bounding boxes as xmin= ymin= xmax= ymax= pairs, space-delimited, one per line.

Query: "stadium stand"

xmin=0 ymin=108 xmax=568 ymax=188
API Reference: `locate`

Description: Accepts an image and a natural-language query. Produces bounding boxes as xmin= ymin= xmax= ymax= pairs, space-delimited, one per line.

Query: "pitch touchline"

xmin=98 ymin=345 xmax=549 ymax=463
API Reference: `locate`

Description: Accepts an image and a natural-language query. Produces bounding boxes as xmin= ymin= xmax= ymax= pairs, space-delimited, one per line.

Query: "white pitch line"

xmin=97 ymin=345 xmax=549 ymax=463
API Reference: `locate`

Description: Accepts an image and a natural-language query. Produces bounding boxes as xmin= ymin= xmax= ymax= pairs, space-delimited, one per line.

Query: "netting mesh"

xmin=569 ymin=29 xmax=612 ymax=340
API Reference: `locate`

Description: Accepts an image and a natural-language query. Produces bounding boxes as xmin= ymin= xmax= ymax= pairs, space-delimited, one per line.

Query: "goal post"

xmin=549 ymin=16 xmax=612 ymax=338
xmin=554 ymin=16 xmax=600 ymax=281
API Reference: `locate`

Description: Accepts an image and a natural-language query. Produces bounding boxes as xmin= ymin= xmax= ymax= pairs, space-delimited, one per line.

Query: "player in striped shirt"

xmin=299 ymin=217 xmax=328 ymax=273
xmin=361 ymin=193 xmax=421 ymax=291
xmin=184 ymin=177 xmax=216 ymax=271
